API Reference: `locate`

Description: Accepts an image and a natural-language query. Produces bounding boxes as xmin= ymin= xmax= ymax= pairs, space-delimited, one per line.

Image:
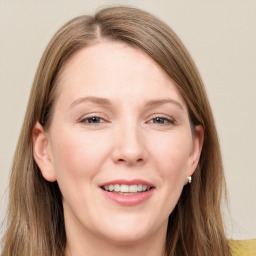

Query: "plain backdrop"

xmin=0 ymin=0 xmax=255 ymax=241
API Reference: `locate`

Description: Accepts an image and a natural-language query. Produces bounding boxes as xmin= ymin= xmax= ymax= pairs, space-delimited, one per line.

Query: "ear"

xmin=33 ymin=122 xmax=56 ymax=182
xmin=185 ymin=125 xmax=204 ymax=182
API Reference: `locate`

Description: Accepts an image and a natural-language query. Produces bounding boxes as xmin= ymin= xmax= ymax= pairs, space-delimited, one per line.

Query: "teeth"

xmin=120 ymin=184 xmax=128 ymax=192
xmin=102 ymin=184 xmax=151 ymax=193
xmin=129 ymin=185 xmax=137 ymax=193
xmin=114 ymin=184 xmax=120 ymax=191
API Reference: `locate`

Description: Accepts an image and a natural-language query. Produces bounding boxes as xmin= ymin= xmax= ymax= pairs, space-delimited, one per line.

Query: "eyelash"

xmin=80 ymin=115 xmax=106 ymax=125
xmin=147 ymin=115 xmax=175 ymax=126
xmin=79 ymin=114 xmax=175 ymax=126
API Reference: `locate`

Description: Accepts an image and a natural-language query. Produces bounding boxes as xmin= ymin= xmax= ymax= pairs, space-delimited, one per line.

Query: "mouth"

xmin=101 ymin=184 xmax=152 ymax=195
xmin=99 ymin=180 xmax=155 ymax=206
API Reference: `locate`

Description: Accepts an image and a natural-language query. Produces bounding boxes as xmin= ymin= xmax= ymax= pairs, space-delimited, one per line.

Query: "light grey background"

xmin=0 ymin=0 xmax=255 ymax=240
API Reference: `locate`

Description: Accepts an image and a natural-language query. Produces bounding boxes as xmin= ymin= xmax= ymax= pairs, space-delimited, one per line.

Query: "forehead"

xmin=55 ymin=41 xmax=187 ymax=109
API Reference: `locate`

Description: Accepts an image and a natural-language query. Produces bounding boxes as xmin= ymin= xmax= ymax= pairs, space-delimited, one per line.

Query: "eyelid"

xmin=78 ymin=113 xmax=109 ymax=124
xmin=146 ymin=113 xmax=176 ymax=125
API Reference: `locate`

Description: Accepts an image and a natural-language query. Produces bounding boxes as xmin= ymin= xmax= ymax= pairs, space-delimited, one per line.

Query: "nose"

xmin=111 ymin=124 xmax=148 ymax=166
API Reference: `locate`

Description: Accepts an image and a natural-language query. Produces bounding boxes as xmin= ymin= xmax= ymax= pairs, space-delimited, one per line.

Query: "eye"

xmin=80 ymin=116 xmax=105 ymax=124
xmin=148 ymin=116 xmax=175 ymax=125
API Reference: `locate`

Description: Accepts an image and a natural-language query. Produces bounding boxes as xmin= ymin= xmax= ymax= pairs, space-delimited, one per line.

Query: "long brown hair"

xmin=1 ymin=6 xmax=230 ymax=256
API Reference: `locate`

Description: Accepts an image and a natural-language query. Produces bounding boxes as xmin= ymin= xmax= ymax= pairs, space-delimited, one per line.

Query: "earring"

xmin=187 ymin=176 xmax=192 ymax=183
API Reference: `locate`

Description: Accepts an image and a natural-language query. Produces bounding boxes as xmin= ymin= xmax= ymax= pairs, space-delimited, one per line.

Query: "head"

xmin=3 ymin=6 xmax=229 ymax=256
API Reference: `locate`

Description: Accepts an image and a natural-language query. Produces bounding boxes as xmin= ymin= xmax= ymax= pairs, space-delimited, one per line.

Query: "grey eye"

xmin=150 ymin=117 xmax=173 ymax=125
xmin=81 ymin=116 xmax=104 ymax=124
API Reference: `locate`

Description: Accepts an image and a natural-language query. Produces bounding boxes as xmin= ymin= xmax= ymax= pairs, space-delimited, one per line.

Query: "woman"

xmin=1 ymin=6 xmax=231 ymax=256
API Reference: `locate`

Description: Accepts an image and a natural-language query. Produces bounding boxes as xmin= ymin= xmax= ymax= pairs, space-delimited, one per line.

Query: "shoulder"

xmin=229 ymin=239 xmax=256 ymax=256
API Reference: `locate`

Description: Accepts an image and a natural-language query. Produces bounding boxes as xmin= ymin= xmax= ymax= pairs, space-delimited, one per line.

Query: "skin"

xmin=33 ymin=42 xmax=204 ymax=256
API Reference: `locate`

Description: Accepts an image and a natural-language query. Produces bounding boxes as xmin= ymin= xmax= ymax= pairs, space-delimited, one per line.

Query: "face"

xmin=33 ymin=42 xmax=203 ymax=247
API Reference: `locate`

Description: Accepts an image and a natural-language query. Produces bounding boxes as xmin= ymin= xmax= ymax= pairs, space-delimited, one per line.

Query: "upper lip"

xmin=99 ymin=179 xmax=155 ymax=188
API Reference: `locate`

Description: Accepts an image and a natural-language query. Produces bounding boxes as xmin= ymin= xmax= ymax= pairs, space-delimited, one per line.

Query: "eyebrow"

xmin=145 ymin=98 xmax=184 ymax=110
xmin=69 ymin=96 xmax=184 ymax=110
xmin=70 ymin=96 xmax=112 ymax=109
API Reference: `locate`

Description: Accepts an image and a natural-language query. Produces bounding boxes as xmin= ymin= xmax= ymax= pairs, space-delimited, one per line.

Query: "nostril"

xmin=116 ymin=158 xmax=130 ymax=165
xmin=115 ymin=158 xmax=144 ymax=165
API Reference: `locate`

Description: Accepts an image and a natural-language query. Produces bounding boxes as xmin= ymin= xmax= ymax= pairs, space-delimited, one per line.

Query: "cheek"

xmin=150 ymin=131 xmax=192 ymax=177
xmin=49 ymin=129 xmax=109 ymax=185
xmin=149 ymin=131 xmax=192 ymax=209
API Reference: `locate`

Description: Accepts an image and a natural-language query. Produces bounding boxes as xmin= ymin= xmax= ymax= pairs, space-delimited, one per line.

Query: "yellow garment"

xmin=230 ymin=239 xmax=256 ymax=256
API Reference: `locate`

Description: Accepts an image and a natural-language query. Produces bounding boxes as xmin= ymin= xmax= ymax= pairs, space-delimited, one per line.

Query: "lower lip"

xmin=101 ymin=189 xmax=154 ymax=206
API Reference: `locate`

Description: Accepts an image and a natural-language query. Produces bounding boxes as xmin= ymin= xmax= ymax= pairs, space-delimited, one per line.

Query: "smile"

xmin=100 ymin=180 xmax=155 ymax=206
xmin=102 ymin=184 xmax=151 ymax=194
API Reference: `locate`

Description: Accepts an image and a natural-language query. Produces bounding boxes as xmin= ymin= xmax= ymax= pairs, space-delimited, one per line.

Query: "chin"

xmin=101 ymin=227 xmax=150 ymax=245
xmin=96 ymin=215 xmax=159 ymax=245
